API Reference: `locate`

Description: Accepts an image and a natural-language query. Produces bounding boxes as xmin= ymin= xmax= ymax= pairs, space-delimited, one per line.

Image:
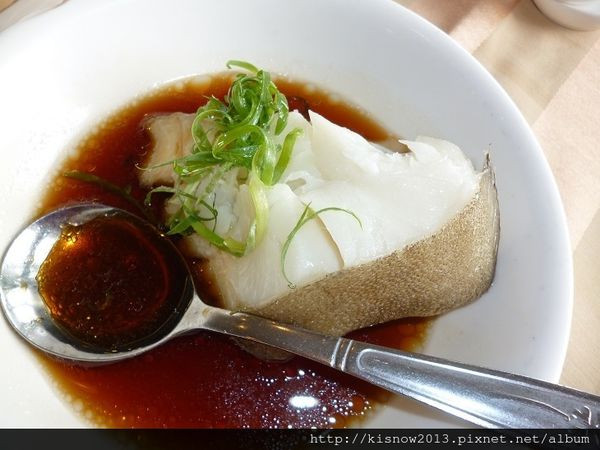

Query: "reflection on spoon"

xmin=1 ymin=203 xmax=599 ymax=428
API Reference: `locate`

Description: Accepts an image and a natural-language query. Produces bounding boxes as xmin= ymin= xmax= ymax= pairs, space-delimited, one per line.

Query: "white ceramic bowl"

xmin=0 ymin=0 xmax=572 ymax=427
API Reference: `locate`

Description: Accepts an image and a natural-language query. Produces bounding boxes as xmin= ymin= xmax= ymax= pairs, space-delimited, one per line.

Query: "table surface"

xmin=1 ymin=0 xmax=598 ymax=398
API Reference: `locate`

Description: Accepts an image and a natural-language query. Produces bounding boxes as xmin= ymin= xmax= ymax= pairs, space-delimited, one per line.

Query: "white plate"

xmin=0 ymin=0 xmax=572 ymax=428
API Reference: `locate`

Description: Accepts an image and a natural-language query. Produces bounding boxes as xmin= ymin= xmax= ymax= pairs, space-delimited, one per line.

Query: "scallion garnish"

xmin=63 ymin=170 xmax=157 ymax=224
xmin=145 ymin=60 xmax=301 ymax=256
xmin=281 ymin=204 xmax=362 ymax=288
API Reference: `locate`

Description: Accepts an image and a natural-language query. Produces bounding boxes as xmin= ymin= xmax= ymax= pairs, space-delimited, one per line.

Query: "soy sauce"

xmin=37 ymin=214 xmax=189 ymax=351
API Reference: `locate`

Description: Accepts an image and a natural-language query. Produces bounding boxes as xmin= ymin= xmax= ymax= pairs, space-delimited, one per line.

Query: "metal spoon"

xmin=1 ymin=203 xmax=599 ymax=429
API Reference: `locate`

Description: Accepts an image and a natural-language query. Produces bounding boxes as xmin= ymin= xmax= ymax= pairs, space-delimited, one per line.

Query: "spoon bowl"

xmin=1 ymin=203 xmax=599 ymax=427
xmin=0 ymin=203 xmax=197 ymax=362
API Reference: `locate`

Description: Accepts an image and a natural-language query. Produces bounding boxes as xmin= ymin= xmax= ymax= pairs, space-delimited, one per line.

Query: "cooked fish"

xmin=142 ymin=110 xmax=499 ymax=335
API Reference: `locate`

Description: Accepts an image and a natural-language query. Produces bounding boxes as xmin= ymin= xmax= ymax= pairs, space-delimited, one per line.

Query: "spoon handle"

xmin=202 ymin=306 xmax=600 ymax=428
xmin=331 ymin=339 xmax=600 ymax=428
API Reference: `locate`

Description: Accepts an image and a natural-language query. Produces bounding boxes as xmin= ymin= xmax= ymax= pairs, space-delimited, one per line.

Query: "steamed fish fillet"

xmin=142 ymin=110 xmax=499 ymax=334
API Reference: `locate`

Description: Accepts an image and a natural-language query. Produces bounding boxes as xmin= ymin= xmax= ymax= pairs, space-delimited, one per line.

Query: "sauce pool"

xmin=35 ymin=74 xmax=431 ymax=428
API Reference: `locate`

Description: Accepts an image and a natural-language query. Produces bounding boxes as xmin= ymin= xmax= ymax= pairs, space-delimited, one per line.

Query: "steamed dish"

xmin=31 ymin=61 xmax=500 ymax=428
xmin=140 ymin=62 xmax=499 ymax=335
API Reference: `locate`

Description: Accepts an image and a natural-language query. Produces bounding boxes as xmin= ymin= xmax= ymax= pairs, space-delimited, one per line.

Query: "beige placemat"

xmin=399 ymin=0 xmax=600 ymax=395
xmin=0 ymin=0 xmax=15 ymax=11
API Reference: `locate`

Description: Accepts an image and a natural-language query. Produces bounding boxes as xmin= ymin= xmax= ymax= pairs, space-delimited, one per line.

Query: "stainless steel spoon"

xmin=1 ymin=203 xmax=599 ymax=429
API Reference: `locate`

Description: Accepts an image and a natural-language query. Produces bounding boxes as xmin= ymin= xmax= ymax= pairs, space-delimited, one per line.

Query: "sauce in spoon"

xmin=37 ymin=214 xmax=188 ymax=351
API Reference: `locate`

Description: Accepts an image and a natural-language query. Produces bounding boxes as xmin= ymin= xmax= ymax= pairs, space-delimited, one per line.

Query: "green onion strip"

xmin=281 ymin=204 xmax=362 ymax=288
xmin=145 ymin=60 xmax=302 ymax=256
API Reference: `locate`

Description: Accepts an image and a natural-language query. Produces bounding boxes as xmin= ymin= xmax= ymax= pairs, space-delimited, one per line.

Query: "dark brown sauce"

xmin=36 ymin=214 xmax=189 ymax=351
xmin=36 ymin=74 xmax=431 ymax=428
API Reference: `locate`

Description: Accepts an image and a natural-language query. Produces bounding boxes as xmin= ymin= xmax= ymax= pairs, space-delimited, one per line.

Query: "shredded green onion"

xmin=63 ymin=170 xmax=157 ymax=224
xmin=145 ymin=60 xmax=301 ymax=256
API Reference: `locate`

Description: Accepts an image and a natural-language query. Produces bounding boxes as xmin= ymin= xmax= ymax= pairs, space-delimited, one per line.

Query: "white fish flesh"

xmin=142 ymin=110 xmax=480 ymax=311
